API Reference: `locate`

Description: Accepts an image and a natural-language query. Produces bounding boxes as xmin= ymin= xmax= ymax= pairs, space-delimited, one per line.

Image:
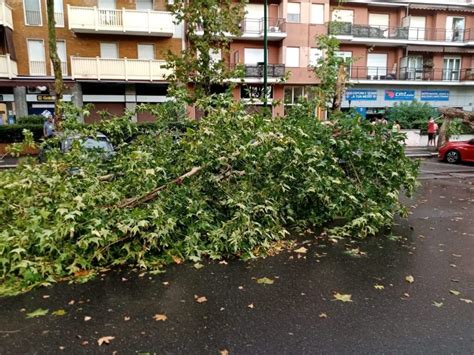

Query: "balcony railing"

xmin=68 ymin=5 xmax=174 ymax=36
xmin=348 ymin=66 xmax=474 ymax=82
xmin=0 ymin=54 xmax=17 ymax=78
xmin=240 ymin=17 xmax=286 ymax=35
xmin=242 ymin=64 xmax=286 ymax=77
xmin=29 ymin=60 xmax=47 ymax=76
xmin=196 ymin=17 xmax=286 ymax=40
xmin=0 ymin=1 xmax=13 ymax=29
xmin=329 ymin=22 xmax=474 ymax=42
xmin=71 ymin=57 xmax=172 ymax=81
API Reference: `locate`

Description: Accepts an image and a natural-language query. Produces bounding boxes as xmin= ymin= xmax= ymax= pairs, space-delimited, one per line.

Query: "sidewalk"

xmin=405 ymin=146 xmax=438 ymax=158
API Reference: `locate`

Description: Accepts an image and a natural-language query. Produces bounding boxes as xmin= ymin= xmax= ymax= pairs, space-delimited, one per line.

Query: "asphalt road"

xmin=0 ymin=160 xmax=473 ymax=354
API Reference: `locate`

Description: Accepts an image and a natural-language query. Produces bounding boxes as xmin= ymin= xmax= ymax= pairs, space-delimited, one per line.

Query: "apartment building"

xmin=0 ymin=0 xmax=182 ymax=123
xmin=1 ymin=0 xmax=474 ymax=122
xmin=331 ymin=0 xmax=474 ymax=119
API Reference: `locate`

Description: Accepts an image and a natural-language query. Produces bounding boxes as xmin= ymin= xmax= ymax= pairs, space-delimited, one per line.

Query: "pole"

xmin=263 ymin=0 xmax=268 ymax=108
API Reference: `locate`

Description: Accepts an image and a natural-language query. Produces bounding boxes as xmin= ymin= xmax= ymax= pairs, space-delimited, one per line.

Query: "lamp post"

xmin=263 ymin=0 xmax=268 ymax=109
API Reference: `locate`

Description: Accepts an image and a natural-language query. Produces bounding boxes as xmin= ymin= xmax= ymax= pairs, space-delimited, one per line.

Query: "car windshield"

xmin=64 ymin=136 xmax=113 ymax=152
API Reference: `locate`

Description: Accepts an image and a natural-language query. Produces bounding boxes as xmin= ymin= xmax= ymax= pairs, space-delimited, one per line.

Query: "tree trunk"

xmin=437 ymin=118 xmax=449 ymax=149
xmin=332 ymin=63 xmax=347 ymax=112
xmin=46 ymin=0 xmax=64 ymax=127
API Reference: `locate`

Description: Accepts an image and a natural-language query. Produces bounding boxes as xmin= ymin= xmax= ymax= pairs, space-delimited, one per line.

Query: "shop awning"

xmin=407 ymin=45 xmax=474 ymax=54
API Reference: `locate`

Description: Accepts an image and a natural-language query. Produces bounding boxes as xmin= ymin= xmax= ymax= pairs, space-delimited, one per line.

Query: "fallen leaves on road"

xmin=195 ymin=295 xmax=208 ymax=303
xmin=374 ymin=284 xmax=385 ymax=290
xmin=449 ymin=290 xmax=461 ymax=296
xmin=247 ymin=303 xmax=254 ymax=309
xmin=460 ymin=298 xmax=472 ymax=304
xmin=84 ymin=316 xmax=92 ymax=321
xmin=432 ymin=301 xmax=443 ymax=308
xmin=294 ymin=247 xmax=307 ymax=254
xmin=124 ymin=316 xmax=131 ymax=321
xmin=319 ymin=313 xmax=328 ymax=318
xmin=26 ymin=308 xmax=49 ymax=318
xmin=193 ymin=263 xmax=204 ymax=269
xmin=333 ymin=293 xmax=352 ymax=302
xmin=220 ymin=349 xmax=229 ymax=355
xmin=97 ymin=336 xmax=115 ymax=346
xmin=256 ymin=277 xmax=274 ymax=285
xmin=52 ymin=309 xmax=66 ymax=316
xmin=405 ymin=275 xmax=415 ymax=283
xmin=153 ymin=314 xmax=167 ymax=321
xmin=172 ymin=255 xmax=183 ymax=264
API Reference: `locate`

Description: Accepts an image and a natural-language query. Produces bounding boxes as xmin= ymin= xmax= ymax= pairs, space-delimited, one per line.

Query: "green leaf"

xmin=52 ymin=309 xmax=67 ymax=316
xmin=26 ymin=308 xmax=49 ymax=318
xmin=256 ymin=277 xmax=274 ymax=285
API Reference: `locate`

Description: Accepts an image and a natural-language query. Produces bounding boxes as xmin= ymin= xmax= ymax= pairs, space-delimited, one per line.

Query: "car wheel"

xmin=445 ymin=150 xmax=460 ymax=164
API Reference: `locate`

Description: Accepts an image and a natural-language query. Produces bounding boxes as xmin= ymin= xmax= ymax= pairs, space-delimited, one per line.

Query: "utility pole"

xmin=263 ymin=0 xmax=268 ymax=108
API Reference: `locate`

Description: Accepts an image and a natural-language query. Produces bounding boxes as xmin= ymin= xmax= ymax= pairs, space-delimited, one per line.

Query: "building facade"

xmin=1 ymin=0 xmax=474 ymax=122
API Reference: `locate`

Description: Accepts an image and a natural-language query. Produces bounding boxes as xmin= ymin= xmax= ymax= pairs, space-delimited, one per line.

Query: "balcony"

xmin=348 ymin=66 xmax=474 ymax=84
xmin=228 ymin=63 xmax=285 ymax=83
xmin=0 ymin=54 xmax=17 ymax=78
xmin=67 ymin=6 xmax=174 ymax=37
xmin=0 ymin=1 xmax=13 ymax=30
xmin=71 ymin=57 xmax=172 ymax=81
xmin=329 ymin=22 xmax=474 ymax=46
xmin=196 ymin=18 xmax=286 ymax=41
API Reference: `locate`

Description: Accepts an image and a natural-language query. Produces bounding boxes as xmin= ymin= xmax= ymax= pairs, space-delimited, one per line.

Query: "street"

xmin=0 ymin=160 xmax=473 ymax=354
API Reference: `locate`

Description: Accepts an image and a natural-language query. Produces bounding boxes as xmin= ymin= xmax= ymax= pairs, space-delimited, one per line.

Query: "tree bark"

xmin=46 ymin=0 xmax=64 ymax=127
xmin=331 ymin=63 xmax=347 ymax=112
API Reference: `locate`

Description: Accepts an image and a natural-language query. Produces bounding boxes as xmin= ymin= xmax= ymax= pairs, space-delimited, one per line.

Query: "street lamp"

xmin=263 ymin=0 xmax=268 ymax=109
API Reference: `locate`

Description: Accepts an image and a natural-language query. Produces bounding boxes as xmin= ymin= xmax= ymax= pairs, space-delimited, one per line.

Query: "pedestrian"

xmin=392 ymin=120 xmax=401 ymax=134
xmin=43 ymin=116 xmax=55 ymax=138
xmin=427 ymin=117 xmax=436 ymax=146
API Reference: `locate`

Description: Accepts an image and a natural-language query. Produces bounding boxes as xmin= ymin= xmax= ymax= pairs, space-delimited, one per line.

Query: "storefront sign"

xmin=345 ymin=89 xmax=377 ymax=101
xmin=355 ymin=107 xmax=367 ymax=118
xmin=37 ymin=94 xmax=55 ymax=101
xmin=420 ymin=90 xmax=449 ymax=101
xmin=384 ymin=90 xmax=415 ymax=101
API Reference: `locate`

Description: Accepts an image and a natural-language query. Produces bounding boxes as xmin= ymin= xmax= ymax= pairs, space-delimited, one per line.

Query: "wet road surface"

xmin=0 ymin=160 xmax=473 ymax=354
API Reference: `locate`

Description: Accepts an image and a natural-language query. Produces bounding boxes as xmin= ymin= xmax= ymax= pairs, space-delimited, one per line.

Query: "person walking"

xmin=427 ymin=117 xmax=436 ymax=147
xmin=392 ymin=120 xmax=401 ymax=134
xmin=43 ymin=116 xmax=55 ymax=138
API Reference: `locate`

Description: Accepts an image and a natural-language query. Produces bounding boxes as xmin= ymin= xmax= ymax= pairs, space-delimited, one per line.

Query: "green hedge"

xmin=0 ymin=124 xmax=44 ymax=143
xmin=16 ymin=115 xmax=46 ymax=125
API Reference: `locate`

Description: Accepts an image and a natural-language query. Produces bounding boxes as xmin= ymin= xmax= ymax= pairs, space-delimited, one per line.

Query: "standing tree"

xmin=166 ymin=0 xmax=246 ymax=106
xmin=311 ymin=33 xmax=351 ymax=116
xmin=46 ymin=0 xmax=64 ymax=126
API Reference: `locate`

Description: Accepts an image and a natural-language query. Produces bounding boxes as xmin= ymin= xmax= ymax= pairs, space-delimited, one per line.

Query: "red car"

xmin=438 ymin=139 xmax=474 ymax=163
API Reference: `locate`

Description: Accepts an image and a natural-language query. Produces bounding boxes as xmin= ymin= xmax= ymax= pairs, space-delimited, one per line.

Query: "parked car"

xmin=39 ymin=133 xmax=114 ymax=163
xmin=438 ymin=139 xmax=474 ymax=164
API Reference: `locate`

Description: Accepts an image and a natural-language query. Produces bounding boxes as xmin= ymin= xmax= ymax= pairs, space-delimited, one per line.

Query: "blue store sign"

xmin=420 ymin=90 xmax=449 ymax=101
xmin=345 ymin=89 xmax=377 ymax=101
xmin=384 ymin=90 xmax=415 ymax=101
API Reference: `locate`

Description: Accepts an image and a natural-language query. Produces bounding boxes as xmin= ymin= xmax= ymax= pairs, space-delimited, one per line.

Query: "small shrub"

xmin=0 ymin=124 xmax=43 ymax=143
xmin=386 ymin=101 xmax=438 ymax=129
xmin=16 ymin=115 xmax=46 ymax=125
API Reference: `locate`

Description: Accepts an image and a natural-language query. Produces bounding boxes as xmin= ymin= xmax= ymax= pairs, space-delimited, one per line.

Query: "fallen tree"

xmin=0 ymin=101 xmax=419 ymax=295
xmin=437 ymin=107 xmax=474 ymax=148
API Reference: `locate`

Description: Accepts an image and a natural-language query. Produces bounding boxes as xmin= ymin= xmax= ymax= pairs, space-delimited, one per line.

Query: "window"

xmin=136 ymin=0 xmax=153 ymax=10
xmin=287 ymin=3 xmax=301 ymax=23
xmin=138 ymin=44 xmax=155 ymax=59
xmin=245 ymin=4 xmax=264 ymax=32
xmin=24 ymin=0 xmax=42 ymax=26
xmin=284 ymin=86 xmax=310 ymax=105
xmin=443 ymin=57 xmax=461 ymax=81
xmin=27 ymin=39 xmax=46 ymax=75
xmin=367 ymin=53 xmax=387 ymax=79
xmin=98 ymin=0 xmax=116 ymax=9
xmin=310 ymin=4 xmax=324 ymax=25
xmin=100 ymin=43 xmax=119 ymax=58
xmin=368 ymin=13 xmax=388 ymax=37
xmin=209 ymin=48 xmax=222 ymax=64
xmin=244 ymin=48 xmax=264 ymax=64
xmin=56 ymin=40 xmax=67 ymax=75
xmin=408 ymin=16 xmax=426 ymax=40
xmin=54 ymin=0 xmax=64 ymax=27
xmin=335 ymin=50 xmax=352 ymax=75
xmin=331 ymin=9 xmax=353 ymax=23
xmin=446 ymin=17 xmax=465 ymax=42
xmin=286 ymin=47 xmax=300 ymax=67
xmin=309 ymin=48 xmax=323 ymax=66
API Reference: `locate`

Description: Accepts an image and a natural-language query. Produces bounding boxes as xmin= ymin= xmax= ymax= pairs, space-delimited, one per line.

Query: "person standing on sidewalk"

xmin=427 ymin=117 xmax=436 ymax=147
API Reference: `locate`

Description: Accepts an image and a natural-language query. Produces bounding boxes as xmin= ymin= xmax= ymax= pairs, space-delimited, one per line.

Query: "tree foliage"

xmin=0 ymin=98 xmax=418 ymax=295
xmin=386 ymin=101 xmax=438 ymax=129
xmin=166 ymin=0 xmax=246 ymax=105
